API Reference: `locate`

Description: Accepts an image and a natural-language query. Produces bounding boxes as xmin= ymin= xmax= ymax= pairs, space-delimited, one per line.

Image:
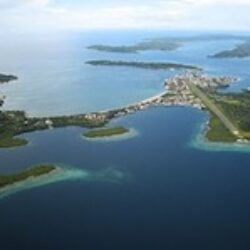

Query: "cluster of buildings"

xmin=18 ymin=72 xmax=237 ymax=130
xmin=186 ymin=73 xmax=237 ymax=89
xmin=85 ymin=113 xmax=106 ymax=121
xmin=105 ymin=94 xmax=163 ymax=119
xmin=162 ymin=73 xmax=204 ymax=109
xmin=98 ymin=72 xmax=235 ymax=119
xmin=166 ymin=72 xmax=237 ymax=89
xmin=161 ymin=72 xmax=237 ymax=109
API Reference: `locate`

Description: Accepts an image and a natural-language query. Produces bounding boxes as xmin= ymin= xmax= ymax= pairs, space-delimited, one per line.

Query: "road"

xmin=187 ymin=82 xmax=241 ymax=138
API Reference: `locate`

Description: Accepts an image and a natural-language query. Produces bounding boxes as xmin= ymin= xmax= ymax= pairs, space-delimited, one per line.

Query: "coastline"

xmin=0 ymin=166 xmax=89 ymax=199
xmin=190 ymin=119 xmax=250 ymax=153
xmin=1 ymin=71 xmax=250 ymax=151
xmin=1 ymin=70 xmax=250 ymax=199
xmin=0 ymin=165 xmax=126 ymax=200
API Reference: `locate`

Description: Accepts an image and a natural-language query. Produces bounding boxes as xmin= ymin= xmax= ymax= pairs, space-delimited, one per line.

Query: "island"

xmin=87 ymin=38 xmax=181 ymax=53
xmin=211 ymin=42 xmax=250 ymax=58
xmin=84 ymin=126 xmax=129 ymax=138
xmin=0 ymin=73 xmax=18 ymax=83
xmin=0 ymin=165 xmax=56 ymax=188
xmin=0 ymin=70 xmax=249 ymax=147
xmin=86 ymin=60 xmax=201 ymax=71
xmin=88 ymin=35 xmax=250 ymax=54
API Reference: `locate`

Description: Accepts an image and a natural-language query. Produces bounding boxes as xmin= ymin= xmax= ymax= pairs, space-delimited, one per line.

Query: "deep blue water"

xmin=1 ymin=107 xmax=250 ymax=249
xmin=1 ymin=31 xmax=250 ymax=249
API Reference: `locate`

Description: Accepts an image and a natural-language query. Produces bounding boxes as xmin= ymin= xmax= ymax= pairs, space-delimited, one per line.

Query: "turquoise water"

xmin=0 ymin=167 xmax=88 ymax=199
xmin=191 ymin=116 xmax=250 ymax=153
xmin=1 ymin=31 xmax=250 ymax=249
xmin=0 ymin=31 xmax=174 ymax=116
xmin=0 ymin=31 xmax=249 ymax=116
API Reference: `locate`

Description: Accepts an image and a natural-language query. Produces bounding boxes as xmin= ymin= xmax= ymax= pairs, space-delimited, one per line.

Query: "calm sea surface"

xmin=1 ymin=31 xmax=250 ymax=250
xmin=0 ymin=30 xmax=249 ymax=116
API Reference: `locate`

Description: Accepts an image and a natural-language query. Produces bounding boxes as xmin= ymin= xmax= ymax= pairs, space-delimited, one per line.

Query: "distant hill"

xmin=211 ymin=42 xmax=250 ymax=58
xmin=87 ymin=38 xmax=181 ymax=53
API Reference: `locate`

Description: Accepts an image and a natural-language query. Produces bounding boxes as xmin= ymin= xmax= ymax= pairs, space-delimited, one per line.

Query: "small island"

xmin=211 ymin=42 xmax=250 ymax=58
xmin=86 ymin=60 xmax=200 ymax=71
xmin=0 ymin=165 xmax=56 ymax=188
xmin=0 ymin=73 xmax=18 ymax=83
xmin=84 ymin=126 xmax=129 ymax=138
xmin=87 ymin=38 xmax=181 ymax=53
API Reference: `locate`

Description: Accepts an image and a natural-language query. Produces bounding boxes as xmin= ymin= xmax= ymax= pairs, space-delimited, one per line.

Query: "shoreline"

xmin=0 ymin=165 xmax=57 ymax=189
xmin=0 ymin=165 xmax=126 ymax=200
xmin=190 ymin=119 xmax=250 ymax=153
xmin=0 ymin=71 xmax=249 ymax=149
xmin=0 ymin=166 xmax=88 ymax=199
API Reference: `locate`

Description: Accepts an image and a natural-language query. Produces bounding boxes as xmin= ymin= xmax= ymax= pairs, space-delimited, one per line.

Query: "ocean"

xmin=1 ymin=30 xmax=250 ymax=250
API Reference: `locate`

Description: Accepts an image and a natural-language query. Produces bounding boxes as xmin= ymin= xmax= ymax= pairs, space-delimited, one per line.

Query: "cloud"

xmin=23 ymin=0 xmax=50 ymax=5
xmin=186 ymin=0 xmax=250 ymax=5
xmin=0 ymin=0 xmax=50 ymax=9
xmin=0 ymin=0 xmax=250 ymax=32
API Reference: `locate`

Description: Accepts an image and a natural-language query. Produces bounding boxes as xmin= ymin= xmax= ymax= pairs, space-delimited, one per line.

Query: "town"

xmin=99 ymin=72 xmax=238 ymax=120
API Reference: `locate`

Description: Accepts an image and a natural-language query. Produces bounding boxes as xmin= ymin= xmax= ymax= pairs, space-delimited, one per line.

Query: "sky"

xmin=1 ymin=0 xmax=250 ymax=32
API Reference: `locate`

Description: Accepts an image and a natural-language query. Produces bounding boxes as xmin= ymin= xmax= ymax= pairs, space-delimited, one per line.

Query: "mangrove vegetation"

xmin=84 ymin=126 xmax=129 ymax=138
xmin=0 ymin=165 xmax=56 ymax=188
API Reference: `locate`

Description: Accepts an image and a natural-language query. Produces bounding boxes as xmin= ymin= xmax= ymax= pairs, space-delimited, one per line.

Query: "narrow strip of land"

xmin=0 ymin=72 xmax=246 ymax=147
xmin=86 ymin=60 xmax=200 ymax=71
xmin=187 ymin=81 xmax=242 ymax=138
xmin=0 ymin=165 xmax=56 ymax=188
